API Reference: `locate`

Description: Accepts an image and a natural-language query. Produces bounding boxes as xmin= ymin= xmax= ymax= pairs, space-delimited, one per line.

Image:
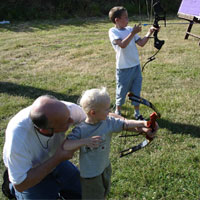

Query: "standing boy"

xmin=108 ymin=6 xmax=158 ymax=119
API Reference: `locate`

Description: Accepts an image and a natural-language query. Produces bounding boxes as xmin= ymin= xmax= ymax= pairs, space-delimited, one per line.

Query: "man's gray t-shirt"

xmin=67 ymin=116 xmax=124 ymax=178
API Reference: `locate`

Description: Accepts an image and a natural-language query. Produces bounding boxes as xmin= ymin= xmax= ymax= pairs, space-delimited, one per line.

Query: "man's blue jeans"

xmin=10 ymin=161 xmax=81 ymax=199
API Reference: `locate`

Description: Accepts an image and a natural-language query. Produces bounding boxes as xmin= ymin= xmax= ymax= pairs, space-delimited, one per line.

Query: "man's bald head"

xmin=30 ymin=95 xmax=70 ymax=131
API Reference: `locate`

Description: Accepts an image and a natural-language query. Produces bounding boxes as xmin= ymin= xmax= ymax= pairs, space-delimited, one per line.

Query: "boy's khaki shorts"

xmin=81 ymin=164 xmax=112 ymax=199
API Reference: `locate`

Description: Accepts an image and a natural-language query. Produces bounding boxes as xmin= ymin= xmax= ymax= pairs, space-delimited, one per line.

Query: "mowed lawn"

xmin=0 ymin=16 xmax=200 ymax=199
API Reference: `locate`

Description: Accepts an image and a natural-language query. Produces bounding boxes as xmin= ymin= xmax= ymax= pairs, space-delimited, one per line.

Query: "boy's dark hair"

xmin=109 ymin=6 xmax=127 ymax=24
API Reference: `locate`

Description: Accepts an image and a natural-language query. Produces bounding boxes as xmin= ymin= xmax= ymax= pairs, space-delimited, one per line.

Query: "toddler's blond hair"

xmin=79 ymin=87 xmax=110 ymax=114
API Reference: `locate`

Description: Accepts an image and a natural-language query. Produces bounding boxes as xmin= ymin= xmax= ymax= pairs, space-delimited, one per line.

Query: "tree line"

xmin=0 ymin=0 xmax=182 ymax=21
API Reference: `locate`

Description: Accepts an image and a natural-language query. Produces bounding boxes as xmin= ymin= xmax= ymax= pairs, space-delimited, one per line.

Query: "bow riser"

xmin=142 ymin=0 xmax=166 ymax=71
xmin=153 ymin=1 xmax=166 ymax=50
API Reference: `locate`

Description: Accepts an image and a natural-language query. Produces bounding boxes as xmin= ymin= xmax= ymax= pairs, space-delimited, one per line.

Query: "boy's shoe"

xmin=135 ymin=115 xmax=146 ymax=121
xmin=2 ymin=169 xmax=16 ymax=199
xmin=115 ymin=110 xmax=121 ymax=116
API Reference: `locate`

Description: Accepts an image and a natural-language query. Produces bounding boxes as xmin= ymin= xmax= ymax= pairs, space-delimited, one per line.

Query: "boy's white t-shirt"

xmin=109 ymin=26 xmax=141 ymax=69
xmin=3 ymin=101 xmax=86 ymax=185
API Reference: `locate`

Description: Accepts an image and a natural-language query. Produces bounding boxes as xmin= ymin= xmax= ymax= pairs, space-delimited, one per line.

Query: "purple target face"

xmin=178 ymin=0 xmax=200 ymax=18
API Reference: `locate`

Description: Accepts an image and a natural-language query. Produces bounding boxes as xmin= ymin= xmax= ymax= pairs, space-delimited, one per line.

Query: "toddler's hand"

xmin=146 ymin=121 xmax=159 ymax=139
xmin=86 ymin=136 xmax=102 ymax=148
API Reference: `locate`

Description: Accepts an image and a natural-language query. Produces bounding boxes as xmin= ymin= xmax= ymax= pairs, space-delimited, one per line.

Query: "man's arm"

xmin=14 ymin=142 xmax=74 ymax=192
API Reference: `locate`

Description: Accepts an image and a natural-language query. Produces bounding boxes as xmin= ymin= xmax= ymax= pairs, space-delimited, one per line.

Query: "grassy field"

xmin=0 ymin=16 xmax=200 ymax=199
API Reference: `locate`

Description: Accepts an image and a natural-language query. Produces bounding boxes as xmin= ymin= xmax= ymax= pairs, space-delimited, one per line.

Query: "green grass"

xmin=0 ymin=16 xmax=200 ymax=199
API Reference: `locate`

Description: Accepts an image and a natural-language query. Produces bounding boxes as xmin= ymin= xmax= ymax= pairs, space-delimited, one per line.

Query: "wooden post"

xmin=177 ymin=0 xmax=200 ymax=43
xmin=185 ymin=21 xmax=193 ymax=39
xmin=178 ymin=13 xmax=200 ymax=42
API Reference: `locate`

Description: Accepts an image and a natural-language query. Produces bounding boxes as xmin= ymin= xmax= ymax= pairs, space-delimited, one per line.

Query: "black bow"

xmin=119 ymin=92 xmax=161 ymax=158
xmin=142 ymin=0 xmax=166 ymax=71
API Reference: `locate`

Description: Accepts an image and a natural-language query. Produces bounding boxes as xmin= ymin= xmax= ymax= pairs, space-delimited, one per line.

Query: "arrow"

xmin=141 ymin=22 xmax=194 ymax=26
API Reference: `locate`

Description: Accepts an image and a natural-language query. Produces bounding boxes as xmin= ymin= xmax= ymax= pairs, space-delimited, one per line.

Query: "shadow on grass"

xmin=158 ymin=118 xmax=200 ymax=138
xmin=0 ymin=81 xmax=79 ymax=103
